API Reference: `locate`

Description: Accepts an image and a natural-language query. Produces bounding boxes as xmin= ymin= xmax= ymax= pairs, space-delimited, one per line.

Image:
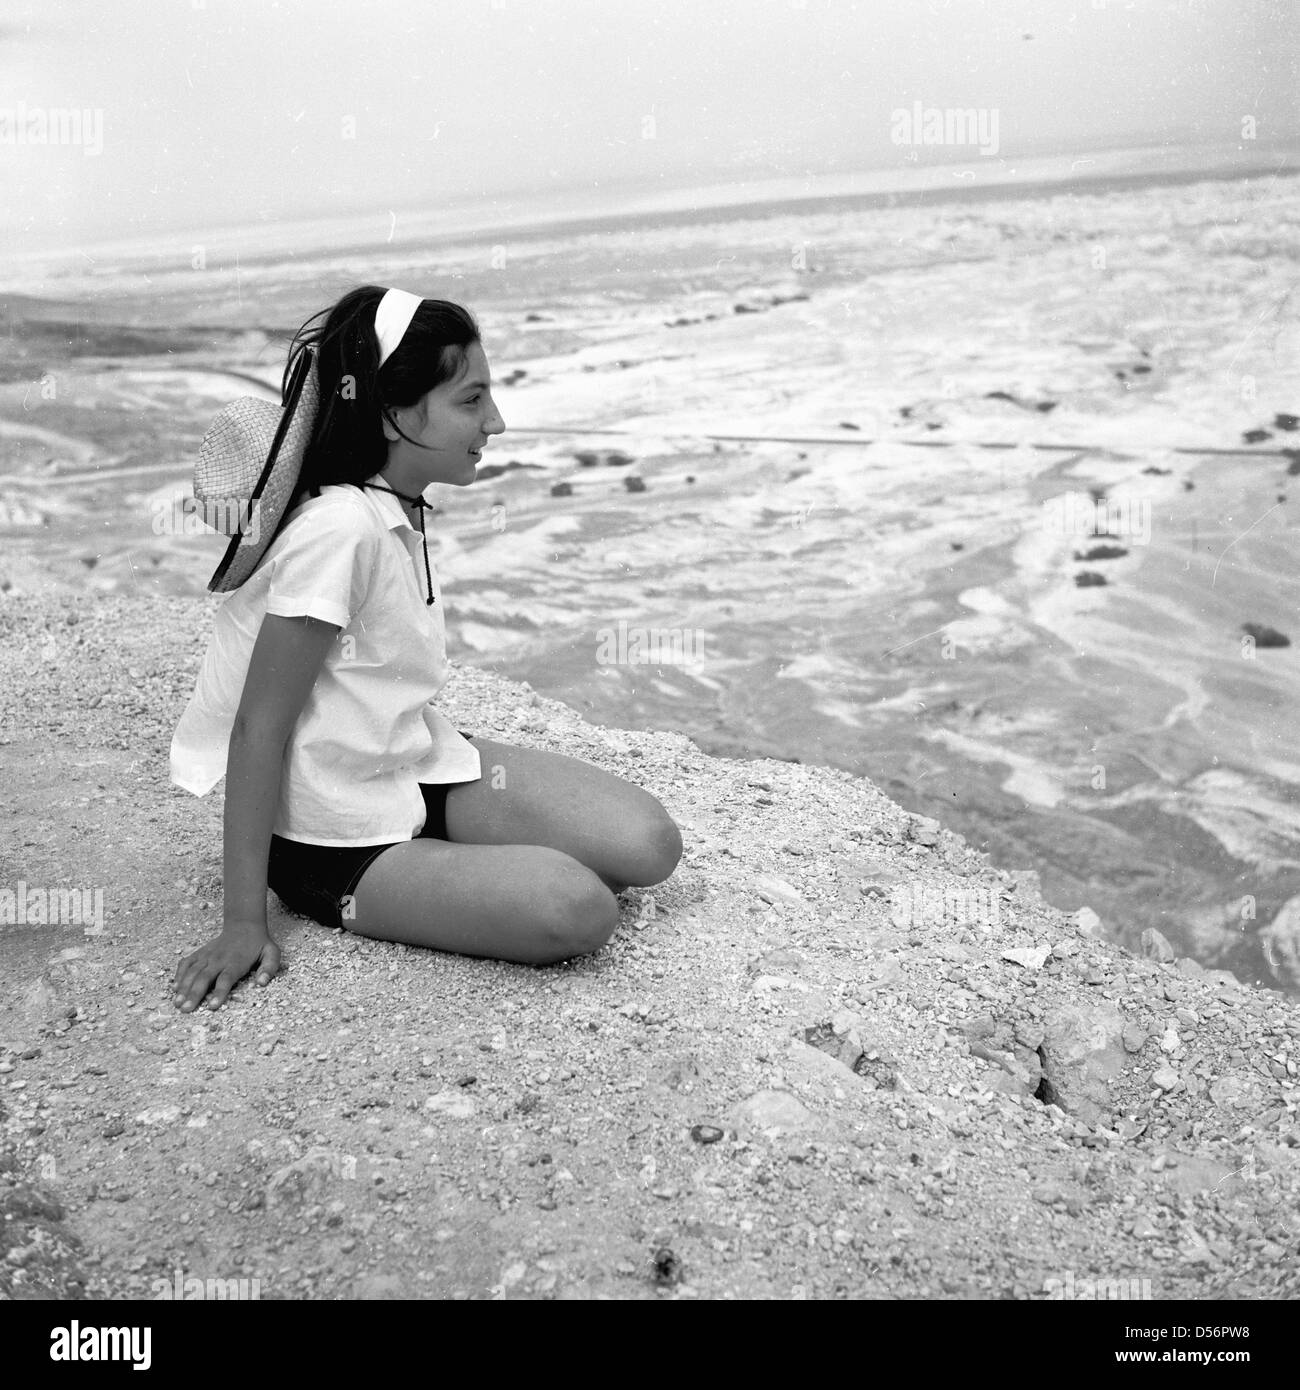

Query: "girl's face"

xmin=382 ymin=340 xmax=505 ymax=490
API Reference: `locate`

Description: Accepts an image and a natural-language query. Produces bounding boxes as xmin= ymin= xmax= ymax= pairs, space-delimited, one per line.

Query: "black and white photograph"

xmin=1 ymin=0 xmax=1297 ymax=1333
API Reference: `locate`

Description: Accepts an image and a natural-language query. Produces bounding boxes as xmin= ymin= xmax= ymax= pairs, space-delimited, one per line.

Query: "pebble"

xmin=907 ymin=815 xmax=941 ymax=841
xmin=754 ymin=875 xmax=804 ymax=908
xmin=1140 ymin=928 xmax=1176 ymax=963
xmin=748 ymin=948 xmax=806 ymax=977
xmin=425 ymin=1091 xmax=476 ymax=1118
xmin=729 ymin=1090 xmax=814 ymax=1134
xmin=690 ymin=1125 xmax=725 ymax=1144
xmin=1002 ymin=945 xmax=1051 ymax=971
xmin=1152 ymin=1067 xmax=1180 ymax=1092
xmin=1073 ymin=907 xmax=1103 ymax=937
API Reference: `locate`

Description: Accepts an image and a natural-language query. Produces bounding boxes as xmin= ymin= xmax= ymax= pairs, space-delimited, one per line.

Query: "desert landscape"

xmin=3 ymin=152 xmax=1300 ymax=1303
xmin=4 ymin=152 xmax=1300 ymax=986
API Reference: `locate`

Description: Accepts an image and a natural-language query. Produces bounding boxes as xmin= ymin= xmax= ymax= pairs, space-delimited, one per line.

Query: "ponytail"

xmin=282 ymin=284 xmax=480 ymax=503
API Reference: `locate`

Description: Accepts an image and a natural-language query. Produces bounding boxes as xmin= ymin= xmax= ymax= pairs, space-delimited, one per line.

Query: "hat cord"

xmin=361 ymin=481 xmax=436 ymax=605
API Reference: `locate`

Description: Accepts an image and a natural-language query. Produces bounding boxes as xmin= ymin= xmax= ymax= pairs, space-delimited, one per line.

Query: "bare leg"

xmin=346 ymin=839 xmax=619 ymax=965
xmin=342 ymin=737 xmax=682 ymax=964
xmin=444 ymin=736 xmax=683 ymax=888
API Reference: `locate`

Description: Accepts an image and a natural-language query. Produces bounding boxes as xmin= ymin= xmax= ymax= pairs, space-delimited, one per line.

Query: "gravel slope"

xmin=1 ymin=591 xmax=1298 ymax=1301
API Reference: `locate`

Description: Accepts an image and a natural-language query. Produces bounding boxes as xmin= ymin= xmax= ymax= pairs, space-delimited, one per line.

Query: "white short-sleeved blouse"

xmin=169 ymin=473 xmax=482 ymax=846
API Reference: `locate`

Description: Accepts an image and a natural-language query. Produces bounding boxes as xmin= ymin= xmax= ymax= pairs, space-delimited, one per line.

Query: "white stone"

xmin=425 ymin=1090 xmax=476 ymax=1118
xmin=1002 ymin=945 xmax=1051 ymax=970
xmin=729 ymin=1088 xmax=815 ymax=1135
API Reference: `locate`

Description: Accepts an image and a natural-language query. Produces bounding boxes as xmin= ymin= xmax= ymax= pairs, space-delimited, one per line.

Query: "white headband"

xmin=374 ymin=287 xmax=423 ymax=369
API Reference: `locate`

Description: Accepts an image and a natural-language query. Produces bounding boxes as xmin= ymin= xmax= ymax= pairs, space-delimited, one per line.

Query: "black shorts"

xmin=266 ymin=732 xmax=479 ymax=931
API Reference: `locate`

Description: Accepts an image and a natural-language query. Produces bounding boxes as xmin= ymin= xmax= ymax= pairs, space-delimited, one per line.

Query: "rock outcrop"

xmin=1 ymin=592 xmax=1299 ymax=1300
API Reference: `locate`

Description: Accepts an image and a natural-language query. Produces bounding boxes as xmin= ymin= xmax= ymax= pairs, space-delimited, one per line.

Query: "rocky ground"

xmin=1 ymin=590 xmax=1298 ymax=1301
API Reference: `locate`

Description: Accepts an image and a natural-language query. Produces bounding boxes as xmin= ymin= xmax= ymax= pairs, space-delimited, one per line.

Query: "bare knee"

xmin=651 ymin=810 xmax=684 ymax=882
xmin=533 ymin=853 xmax=620 ymax=962
xmin=621 ymin=803 xmax=684 ymax=887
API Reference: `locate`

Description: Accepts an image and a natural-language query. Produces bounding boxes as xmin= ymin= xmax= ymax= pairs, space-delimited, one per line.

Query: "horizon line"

xmin=3 ymin=136 xmax=1296 ymax=274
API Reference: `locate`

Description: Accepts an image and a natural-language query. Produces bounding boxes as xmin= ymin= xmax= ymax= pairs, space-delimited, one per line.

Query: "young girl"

xmin=170 ymin=285 xmax=683 ymax=1013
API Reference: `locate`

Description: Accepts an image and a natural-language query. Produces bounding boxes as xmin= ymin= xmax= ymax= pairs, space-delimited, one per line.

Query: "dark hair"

xmin=281 ymin=284 xmax=480 ymax=503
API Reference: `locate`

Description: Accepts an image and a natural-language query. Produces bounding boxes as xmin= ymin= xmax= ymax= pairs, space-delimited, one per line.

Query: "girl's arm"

xmin=173 ymin=613 xmax=341 ymax=1012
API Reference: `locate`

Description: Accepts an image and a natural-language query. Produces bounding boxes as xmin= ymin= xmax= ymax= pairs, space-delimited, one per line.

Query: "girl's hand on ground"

xmin=173 ymin=926 xmax=281 ymax=1012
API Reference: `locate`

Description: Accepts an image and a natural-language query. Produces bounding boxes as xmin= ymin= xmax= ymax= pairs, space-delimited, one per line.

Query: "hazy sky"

xmin=1 ymin=0 xmax=1296 ymax=256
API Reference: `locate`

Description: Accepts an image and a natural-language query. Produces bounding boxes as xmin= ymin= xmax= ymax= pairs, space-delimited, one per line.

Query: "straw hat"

xmin=194 ymin=343 xmax=321 ymax=594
